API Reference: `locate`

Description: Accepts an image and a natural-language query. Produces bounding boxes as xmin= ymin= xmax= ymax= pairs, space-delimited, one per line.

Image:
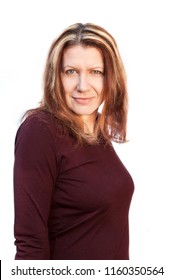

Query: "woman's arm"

xmin=13 ymin=114 xmax=57 ymax=259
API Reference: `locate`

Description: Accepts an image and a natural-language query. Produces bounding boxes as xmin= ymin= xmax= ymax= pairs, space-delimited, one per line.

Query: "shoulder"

xmin=15 ymin=109 xmax=64 ymax=148
xmin=14 ymin=109 xmax=75 ymax=161
xmin=21 ymin=109 xmax=56 ymax=128
xmin=18 ymin=109 xmax=62 ymax=136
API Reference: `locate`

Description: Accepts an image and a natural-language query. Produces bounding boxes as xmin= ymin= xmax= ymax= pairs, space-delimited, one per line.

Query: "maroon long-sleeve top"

xmin=13 ymin=110 xmax=134 ymax=260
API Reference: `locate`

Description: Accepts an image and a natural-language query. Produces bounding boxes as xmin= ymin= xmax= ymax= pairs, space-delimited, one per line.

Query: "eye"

xmin=65 ymin=69 xmax=77 ymax=75
xmin=91 ymin=69 xmax=104 ymax=75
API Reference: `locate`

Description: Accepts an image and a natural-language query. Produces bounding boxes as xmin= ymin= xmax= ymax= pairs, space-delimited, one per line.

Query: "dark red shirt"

xmin=14 ymin=110 xmax=134 ymax=260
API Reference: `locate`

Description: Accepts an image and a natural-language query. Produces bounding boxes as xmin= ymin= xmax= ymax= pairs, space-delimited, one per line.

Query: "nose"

xmin=77 ymin=73 xmax=89 ymax=92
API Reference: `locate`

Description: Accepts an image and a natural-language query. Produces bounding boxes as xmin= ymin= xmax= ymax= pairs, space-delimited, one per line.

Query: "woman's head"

xmin=61 ymin=45 xmax=104 ymax=131
xmin=42 ymin=23 xmax=128 ymax=144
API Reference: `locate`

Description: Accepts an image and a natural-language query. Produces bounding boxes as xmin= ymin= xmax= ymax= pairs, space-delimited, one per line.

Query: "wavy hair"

xmin=40 ymin=23 xmax=128 ymax=144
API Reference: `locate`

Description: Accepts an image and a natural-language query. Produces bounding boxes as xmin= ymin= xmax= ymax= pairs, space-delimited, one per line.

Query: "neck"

xmin=81 ymin=112 xmax=98 ymax=134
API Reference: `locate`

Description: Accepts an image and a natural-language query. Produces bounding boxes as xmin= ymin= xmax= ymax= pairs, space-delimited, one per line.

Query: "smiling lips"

xmin=72 ymin=97 xmax=94 ymax=105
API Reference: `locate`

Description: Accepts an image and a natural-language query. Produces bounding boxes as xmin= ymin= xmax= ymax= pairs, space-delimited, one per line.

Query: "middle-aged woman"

xmin=14 ymin=23 xmax=134 ymax=260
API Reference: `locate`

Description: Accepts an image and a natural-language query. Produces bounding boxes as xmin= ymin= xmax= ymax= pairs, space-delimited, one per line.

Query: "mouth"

xmin=72 ymin=97 xmax=94 ymax=105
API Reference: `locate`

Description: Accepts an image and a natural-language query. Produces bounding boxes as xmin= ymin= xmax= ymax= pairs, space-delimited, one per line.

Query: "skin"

xmin=61 ymin=45 xmax=104 ymax=133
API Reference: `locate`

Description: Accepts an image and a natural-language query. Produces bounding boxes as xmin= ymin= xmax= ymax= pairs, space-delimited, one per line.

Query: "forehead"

xmin=62 ymin=45 xmax=104 ymax=67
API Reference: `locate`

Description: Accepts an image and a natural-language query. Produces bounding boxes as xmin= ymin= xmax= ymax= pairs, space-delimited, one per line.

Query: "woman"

xmin=14 ymin=23 xmax=134 ymax=260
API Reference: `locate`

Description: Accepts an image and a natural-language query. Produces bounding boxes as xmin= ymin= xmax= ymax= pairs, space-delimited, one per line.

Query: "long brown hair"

xmin=40 ymin=23 xmax=128 ymax=144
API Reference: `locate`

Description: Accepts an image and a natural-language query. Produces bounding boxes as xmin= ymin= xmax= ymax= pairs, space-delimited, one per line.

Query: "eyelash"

xmin=65 ymin=69 xmax=77 ymax=75
xmin=91 ymin=70 xmax=103 ymax=75
xmin=65 ymin=69 xmax=104 ymax=75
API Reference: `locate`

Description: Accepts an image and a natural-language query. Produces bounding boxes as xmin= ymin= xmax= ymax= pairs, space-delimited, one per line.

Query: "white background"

xmin=0 ymin=0 xmax=172 ymax=271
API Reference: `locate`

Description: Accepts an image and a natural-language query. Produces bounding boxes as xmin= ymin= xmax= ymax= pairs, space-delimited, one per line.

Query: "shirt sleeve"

xmin=13 ymin=115 xmax=57 ymax=259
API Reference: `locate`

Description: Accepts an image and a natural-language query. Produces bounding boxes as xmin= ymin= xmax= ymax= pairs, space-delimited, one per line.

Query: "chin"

xmin=74 ymin=110 xmax=97 ymax=116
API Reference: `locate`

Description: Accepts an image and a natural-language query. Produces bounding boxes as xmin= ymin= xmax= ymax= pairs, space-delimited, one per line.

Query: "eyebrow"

xmin=62 ymin=65 xmax=104 ymax=69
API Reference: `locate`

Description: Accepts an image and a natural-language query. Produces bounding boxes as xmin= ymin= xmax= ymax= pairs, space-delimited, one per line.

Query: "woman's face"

xmin=61 ymin=45 xmax=104 ymax=120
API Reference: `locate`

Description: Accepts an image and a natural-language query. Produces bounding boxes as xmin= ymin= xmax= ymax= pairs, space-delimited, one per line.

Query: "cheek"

xmin=64 ymin=90 xmax=72 ymax=107
xmin=97 ymin=82 xmax=104 ymax=100
xmin=98 ymin=78 xmax=104 ymax=92
xmin=92 ymin=78 xmax=104 ymax=94
xmin=64 ymin=81 xmax=78 ymax=100
xmin=62 ymin=79 xmax=71 ymax=93
xmin=61 ymin=79 xmax=71 ymax=103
